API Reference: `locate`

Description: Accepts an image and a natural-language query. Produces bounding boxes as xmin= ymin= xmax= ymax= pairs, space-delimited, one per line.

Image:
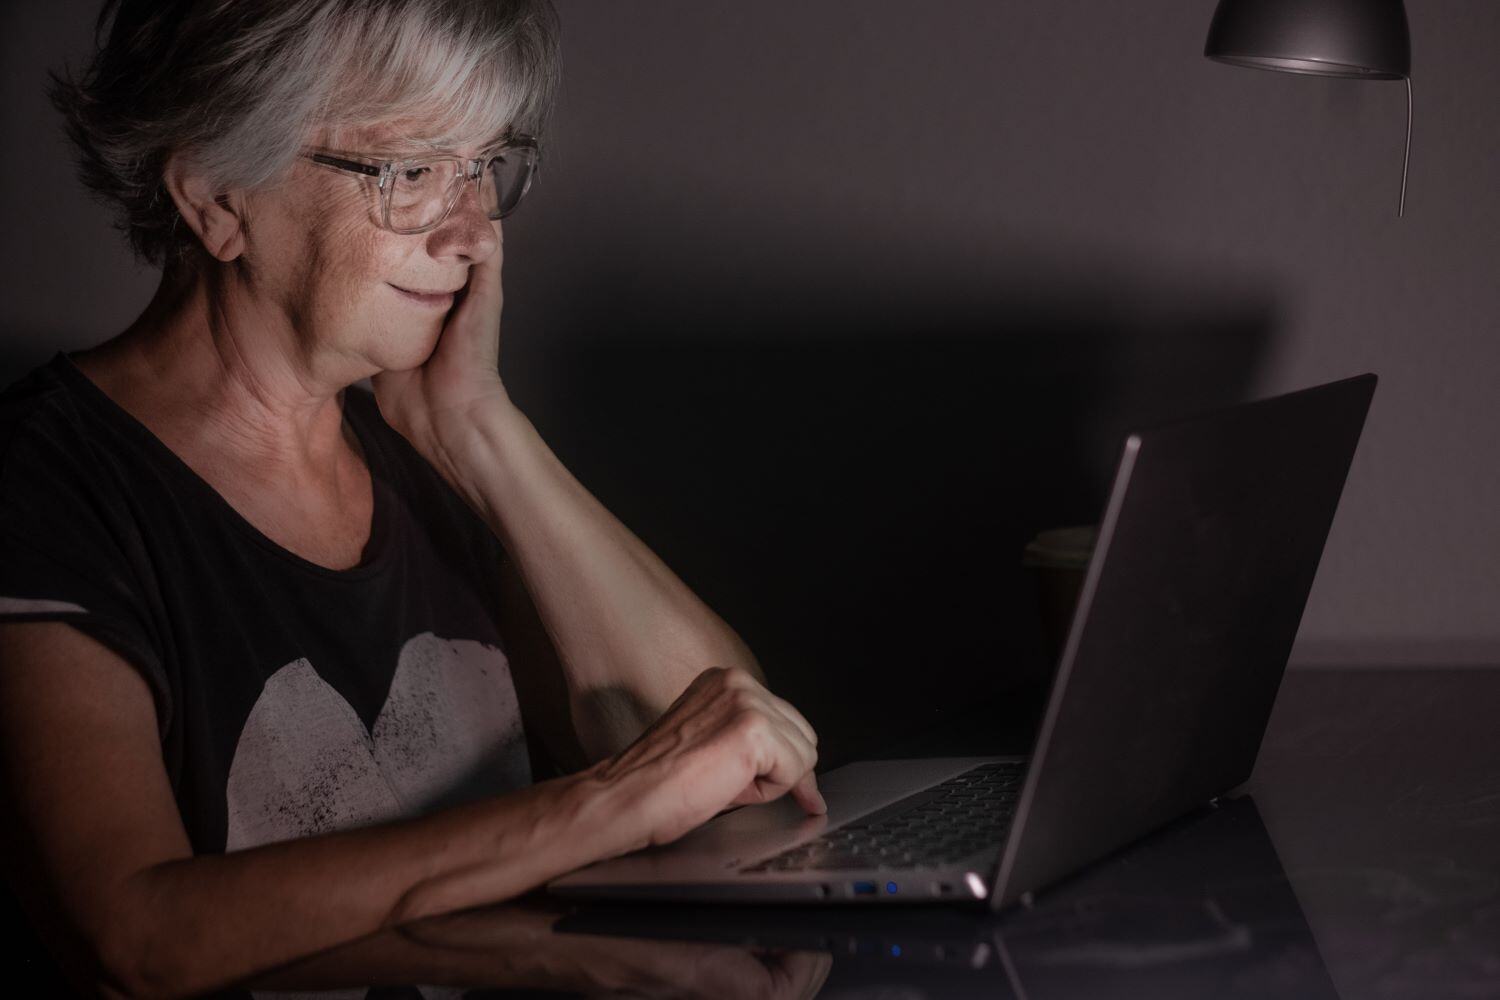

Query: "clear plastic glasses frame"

xmin=298 ymin=133 xmax=540 ymax=234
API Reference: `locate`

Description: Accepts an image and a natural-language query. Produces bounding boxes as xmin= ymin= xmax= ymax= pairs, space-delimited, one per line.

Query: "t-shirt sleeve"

xmin=0 ymin=410 xmax=172 ymax=737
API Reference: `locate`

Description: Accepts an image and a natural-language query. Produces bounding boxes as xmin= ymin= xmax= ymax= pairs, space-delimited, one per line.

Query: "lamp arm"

xmin=1398 ymin=76 xmax=1412 ymax=217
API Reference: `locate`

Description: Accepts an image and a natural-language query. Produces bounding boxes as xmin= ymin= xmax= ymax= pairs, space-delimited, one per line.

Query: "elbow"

xmin=18 ymin=911 xmax=183 ymax=1000
xmin=11 ymin=888 xmax=182 ymax=1000
xmin=89 ymin=935 xmax=184 ymax=1000
xmin=81 ymin=910 xmax=205 ymax=1000
xmin=17 ymin=863 xmax=218 ymax=1000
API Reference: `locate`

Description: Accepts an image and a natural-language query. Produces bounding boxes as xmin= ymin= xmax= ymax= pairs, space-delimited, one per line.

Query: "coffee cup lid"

xmin=1021 ymin=525 xmax=1099 ymax=569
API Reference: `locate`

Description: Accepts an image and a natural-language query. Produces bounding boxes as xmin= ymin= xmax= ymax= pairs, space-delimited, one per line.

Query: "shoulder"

xmin=0 ymin=356 xmax=147 ymax=565
xmin=1 ymin=355 xmax=72 ymax=443
xmin=0 ymin=356 xmax=96 ymax=486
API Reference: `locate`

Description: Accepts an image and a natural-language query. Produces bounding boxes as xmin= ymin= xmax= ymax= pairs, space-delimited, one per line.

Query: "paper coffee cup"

xmin=1022 ymin=525 xmax=1099 ymax=664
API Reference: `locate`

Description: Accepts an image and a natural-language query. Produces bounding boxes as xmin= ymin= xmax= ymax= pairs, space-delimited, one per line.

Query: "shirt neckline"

xmin=48 ymin=349 xmax=400 ymax=582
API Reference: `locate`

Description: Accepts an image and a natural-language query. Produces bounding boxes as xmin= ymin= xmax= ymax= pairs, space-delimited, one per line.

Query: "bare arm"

xmin=0 ymin=622 xmax=820 ymax=1000
xmin=425 ymin=395 xmax=769 ymax=764
xmin=0 ymin=621 xmax=610 ymax=999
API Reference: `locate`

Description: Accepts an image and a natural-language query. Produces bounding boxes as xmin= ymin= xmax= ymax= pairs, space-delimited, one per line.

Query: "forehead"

xmin=332 ymin=120 xmax=509 ymax=154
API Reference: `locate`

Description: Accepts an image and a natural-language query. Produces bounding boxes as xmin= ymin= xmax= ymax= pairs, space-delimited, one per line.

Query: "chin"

xmin=370 ymin=326 xmax=441 ymax=372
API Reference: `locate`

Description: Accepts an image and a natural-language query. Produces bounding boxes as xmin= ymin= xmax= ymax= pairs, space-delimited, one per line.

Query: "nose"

xmin=428 ymin=168 xmax=499 ymax=259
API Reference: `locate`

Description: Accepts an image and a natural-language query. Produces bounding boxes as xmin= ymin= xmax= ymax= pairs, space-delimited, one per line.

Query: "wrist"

xmin=385 ymin=769 xmax=620 ymax=927
xmin=555 ymin=760 xmax=653 ymax=863
xmin=424 ymin=394 xmax=534 ymax=512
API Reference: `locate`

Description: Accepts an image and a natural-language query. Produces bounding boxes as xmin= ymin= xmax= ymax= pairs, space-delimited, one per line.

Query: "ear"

xmin=162 ymin=150 xmax=249 ymax=263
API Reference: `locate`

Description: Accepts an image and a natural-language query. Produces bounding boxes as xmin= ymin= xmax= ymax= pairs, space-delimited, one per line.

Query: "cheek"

xmin=297 ymin=189 xmax=437 ymax=344
xmin=359 ymin=240 xmax=448 ymax=363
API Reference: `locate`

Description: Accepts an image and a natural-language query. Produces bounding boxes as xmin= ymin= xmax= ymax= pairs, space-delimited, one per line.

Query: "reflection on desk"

xmin=219 ymin=795 xmax=1323 ymax=999
xmin=35 ymin=667 xmax=1496 ymax=999
xmin=558 ymin=795 xmax=1334 ymax=999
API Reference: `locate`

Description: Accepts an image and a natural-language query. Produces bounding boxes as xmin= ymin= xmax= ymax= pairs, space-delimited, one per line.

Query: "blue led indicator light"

xmin=885 ymin=881 xmax=898 ymax=894
xmin=891 ymin=944 xmax=902 ymax=957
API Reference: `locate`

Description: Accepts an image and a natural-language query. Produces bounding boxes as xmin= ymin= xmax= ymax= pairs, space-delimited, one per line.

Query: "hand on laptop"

xmin=583 ymin=665 xmax=827 ymax=852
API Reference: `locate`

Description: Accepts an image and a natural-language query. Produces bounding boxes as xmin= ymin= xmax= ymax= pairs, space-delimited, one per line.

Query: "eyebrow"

xmin=396 ymin=130 xmax=513 ymax=155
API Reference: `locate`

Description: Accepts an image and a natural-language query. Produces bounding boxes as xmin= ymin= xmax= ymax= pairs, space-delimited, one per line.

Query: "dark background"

xmin=3 ymin=2 xmax=1498 ymax=764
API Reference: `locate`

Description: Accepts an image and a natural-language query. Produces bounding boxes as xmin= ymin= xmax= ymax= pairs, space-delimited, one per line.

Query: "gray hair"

xmin=46 ymin=0 xmax=562 ymax=275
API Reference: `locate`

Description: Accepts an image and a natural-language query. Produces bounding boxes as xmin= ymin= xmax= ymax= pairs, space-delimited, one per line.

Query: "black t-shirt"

xmin=0 ymin=350 xmax=535 ymax=856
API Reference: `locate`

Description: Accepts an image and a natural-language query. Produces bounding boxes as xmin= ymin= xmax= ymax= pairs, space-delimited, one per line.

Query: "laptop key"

xmin=742 ymin=761 xmax=1023 ymax=874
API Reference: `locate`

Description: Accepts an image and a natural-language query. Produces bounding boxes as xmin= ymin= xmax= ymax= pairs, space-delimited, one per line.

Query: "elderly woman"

xmin=0 ymin=1 xmax=824 ymax=996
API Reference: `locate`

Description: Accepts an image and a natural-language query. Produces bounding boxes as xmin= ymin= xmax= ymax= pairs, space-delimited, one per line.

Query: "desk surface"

xmin=26 ymin=667 xmax=1500 ymax=999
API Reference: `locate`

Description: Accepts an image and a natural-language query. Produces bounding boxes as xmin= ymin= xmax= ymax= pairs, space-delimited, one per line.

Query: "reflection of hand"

xmin=399 ymin=903 xmax=833 ymax=999
xmin=561 ymin=935 xmax=832 ymax=1000
xmin=241 ymin=899 xmax=831 ymax=999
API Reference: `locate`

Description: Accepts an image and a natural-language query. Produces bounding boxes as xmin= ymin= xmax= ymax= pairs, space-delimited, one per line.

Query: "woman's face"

xmin=239 ymin=121 xmax=501 ymax=377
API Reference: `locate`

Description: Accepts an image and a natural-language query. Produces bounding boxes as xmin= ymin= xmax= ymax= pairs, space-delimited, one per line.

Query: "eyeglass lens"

xmin=388 ymin=147 xmax=537 ymax=232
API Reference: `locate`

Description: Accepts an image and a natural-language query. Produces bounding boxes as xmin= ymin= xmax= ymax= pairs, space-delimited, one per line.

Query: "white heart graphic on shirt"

xmin=227 ymin=632 xmax=528 ymax=1000
xmin=226 ymin=630 xmax=531 ymax=850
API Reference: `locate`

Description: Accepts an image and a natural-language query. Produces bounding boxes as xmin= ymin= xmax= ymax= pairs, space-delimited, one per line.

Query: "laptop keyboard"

xmin=740 ymin=760 xmax=1026 ymax=874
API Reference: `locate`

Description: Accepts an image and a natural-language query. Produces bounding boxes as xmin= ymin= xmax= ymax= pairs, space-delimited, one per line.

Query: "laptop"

xmin=547 ymin=372 xmax=1377 ymax=910
xmin=554 ymin=796 xmax=1339 ymax=998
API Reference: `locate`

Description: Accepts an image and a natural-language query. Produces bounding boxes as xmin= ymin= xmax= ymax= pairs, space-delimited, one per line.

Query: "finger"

xmin=739 ymin=688 xmax=819 ymax=778
xmin=790 ymin=772 xmax=827 ymax=816
xmin=765 ymin=948 xmax=834 ymax=1000
xmin=724 ymin=681 xmax=810 ymax=750
xmin=761 ymin=690 xmax=818 ymax=751
xmin=756 ymin=701 xmax=818 ymax=776
xmin=743 ymin=765 xmax=824 ymax=817
xmin=735 ymin=721 xmax=820 ymax=812
xmin=443 ymin=219 xmax=504 ymax=371
xmin=484 ymin=216 xmax=504 ymax=302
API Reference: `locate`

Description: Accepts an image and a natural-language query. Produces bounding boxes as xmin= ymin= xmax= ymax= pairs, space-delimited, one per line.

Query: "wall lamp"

xmin=1204 ymin=0 xmax=1413 ymax=216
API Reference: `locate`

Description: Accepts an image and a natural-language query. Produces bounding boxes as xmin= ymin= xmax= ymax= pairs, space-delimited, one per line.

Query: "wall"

xmin=2 ymin=0 xmax=1497 ymax=756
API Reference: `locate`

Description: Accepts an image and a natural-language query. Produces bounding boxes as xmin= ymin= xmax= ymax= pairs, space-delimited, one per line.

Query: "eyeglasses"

xmin=298 ymin=134 xmax=540 ymax=234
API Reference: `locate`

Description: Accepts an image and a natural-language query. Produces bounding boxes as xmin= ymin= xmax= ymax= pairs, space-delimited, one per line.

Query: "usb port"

xmin=851 ymin=880 xmax=878 ymax=895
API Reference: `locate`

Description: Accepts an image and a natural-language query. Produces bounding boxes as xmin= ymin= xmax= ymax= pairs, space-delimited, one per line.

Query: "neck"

xmin=80 ymin=260 xmax=358 ymax=478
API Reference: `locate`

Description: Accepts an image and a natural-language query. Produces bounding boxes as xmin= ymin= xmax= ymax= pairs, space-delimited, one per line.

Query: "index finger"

xmin=763 ymin=690 xmax=818 ymax=751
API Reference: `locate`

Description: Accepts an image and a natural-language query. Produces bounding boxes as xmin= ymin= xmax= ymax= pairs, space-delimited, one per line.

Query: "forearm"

xmin=241 ymin=903 xmax=566 ymax=993
xmin=428 ymin=397 xmax=765 ymax=747
xmin=99 ymin=769 xmax=619 ymax=999
xmin=243 ymin=902 xmax=644 ymax=996
xmin=244 ymin=898 xmax=812 ymax=997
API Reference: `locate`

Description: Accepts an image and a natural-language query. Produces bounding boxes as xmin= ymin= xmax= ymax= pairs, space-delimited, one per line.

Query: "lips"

xmin=395 ymin=284 xmax=463 ymax=295
xmin=390 ymin=284 xmax=457 ymax=308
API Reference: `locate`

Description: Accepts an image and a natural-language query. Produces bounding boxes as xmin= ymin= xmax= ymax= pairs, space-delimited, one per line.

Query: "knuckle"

xmin=693 ymin=665 xmax=730 ymax=689
xmin=720 ymin=665 xmax=757 ymax=690
xmin=729 ymin=707 xmax=765 ymax=738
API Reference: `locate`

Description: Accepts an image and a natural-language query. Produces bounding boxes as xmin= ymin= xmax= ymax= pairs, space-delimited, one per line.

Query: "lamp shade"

xmin=1205 ymin=0 xmax=1410 ymax=79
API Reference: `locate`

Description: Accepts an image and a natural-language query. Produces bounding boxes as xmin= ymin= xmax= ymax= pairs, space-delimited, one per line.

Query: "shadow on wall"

xmin=0 ymin=249 xmax=1280 ymax=768
xmin=503 ymin=248 xmax=1281 ymax=769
